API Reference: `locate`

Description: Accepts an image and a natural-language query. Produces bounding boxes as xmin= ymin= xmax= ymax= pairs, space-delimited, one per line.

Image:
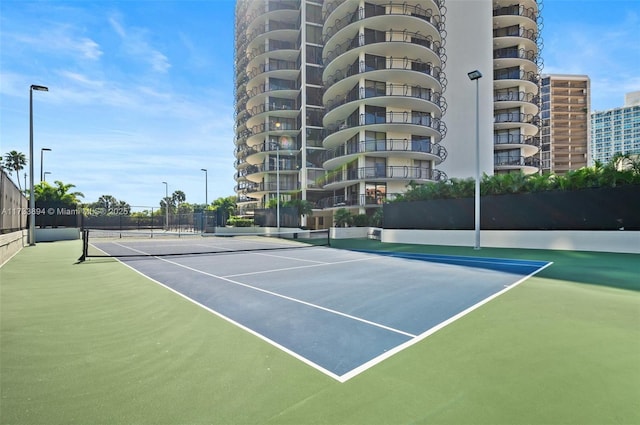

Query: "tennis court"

xmin=83 ymin=231 xmax=550 ymax=381
xmin=2 ymin=239 xmax=639 ymax=425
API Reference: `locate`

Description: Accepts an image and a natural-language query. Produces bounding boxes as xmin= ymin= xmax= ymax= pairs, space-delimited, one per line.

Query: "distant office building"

xmin=591 ymin=92 xmax=640 ymax=165
xmin=540 ymin=74 xmax=590 ymax=174
xmin=234 ymin=0 xmax=542 ymax=224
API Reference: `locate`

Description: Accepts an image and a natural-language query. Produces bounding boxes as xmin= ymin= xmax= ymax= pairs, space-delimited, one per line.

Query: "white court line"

xmin=337 ymin=260 xmax=554 ymax=382
xmin=223 ymin=256 xmax=377 ymax=278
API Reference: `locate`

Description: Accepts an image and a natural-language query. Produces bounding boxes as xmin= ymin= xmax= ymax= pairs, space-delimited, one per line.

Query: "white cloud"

xmin=108 ymin=14 xmax=171 ymax=74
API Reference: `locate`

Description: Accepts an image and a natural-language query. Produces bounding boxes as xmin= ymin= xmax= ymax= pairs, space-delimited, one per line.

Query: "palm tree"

xmin=3 ymin=150 xmax=27 ymax=192
xmin=34 ymin=180 xmax=84 ymax=203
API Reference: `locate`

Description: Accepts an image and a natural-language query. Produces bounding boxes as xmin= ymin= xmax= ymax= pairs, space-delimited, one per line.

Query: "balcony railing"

xmin=325 ymin=57 xmax=444 ymax=88
xmin=494 ymin=112 xmax=539 ymax=125
xmin=323 ymin=166 xmax=446 ymax=185
xmin=324 ymin=2 xmax=442 ymax=43
xmin=493 ymin=25 xmax=538 ymax=43
xmin=236 ymin=162 xmax=301 ymax=179
xmin=494 ymin=134 xmax=540 ymax=146
xmin=324 ymin=29 xmax=444 ymax=66
xmin=493 ymin=4 xmax=538 ymax=21
xmin=325 ymin=84 xmax=445 ymax=114
xmin=325 ymin=111 xmax=447 ymax=137
xmin=246 ymin=80 xmax=299 ymax=97
xmin=493 ymin=90 xmax=538 ymax=104
xmin=322 ymin=138 xmax=447 ymax=162
xmin=494 ymin=155 xmax=541 ymax=168
xmin=246 ymin=20 xmax=299 ymax=43
xmin=493 ymin=47 xmax=538 ymax=63
xmin=247 ymin=59 xmax=299 ymax=79
xmin=316 ymin=192 xmax=404 ymax=209
xmin=494 ymin=68 xmax=539 ymax=83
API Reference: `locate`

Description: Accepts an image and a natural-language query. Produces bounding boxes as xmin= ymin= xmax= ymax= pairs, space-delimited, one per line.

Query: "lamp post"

xmin=43 ymin=171 xmax=51 ymax=182
xmin=40 ymin=148 xmax=51 ymax=182
xmin=162 ymin=181 xmax=168 ymax=231
xmin=274 ymin=121 xmax=281 ymax=231
xmin=201 ymin=169 xmax=208 ymax=206
xmin=29 ymin=84 xmax=48 ymax=246
xmin=467 ymin=70 xmax=482 ymax=250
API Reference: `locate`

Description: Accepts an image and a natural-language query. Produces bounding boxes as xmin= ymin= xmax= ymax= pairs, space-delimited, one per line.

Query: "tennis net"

xmin=79 ymin=228 xmax=331 ymax=261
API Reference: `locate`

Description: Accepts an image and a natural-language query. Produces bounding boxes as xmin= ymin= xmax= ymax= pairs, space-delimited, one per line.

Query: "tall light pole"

xmin=467 ymin=70 xmax=482 ymax=250
xmin=201 ymin=168 xmax=208 ymax=207
xmin=276 ymin=145 xmax=280 ymax=231
xmin=274 ymin=122 xmax=281 ymax=231
xmin=40 ymin=147 xmax=51 ymax=182
xmin=162 ymin=181 xmax=168 ymax=231
xmin=29 ymin=84 xmax=48 ymax=246
xmin=43 ymin=171 xmax=51 ymax=182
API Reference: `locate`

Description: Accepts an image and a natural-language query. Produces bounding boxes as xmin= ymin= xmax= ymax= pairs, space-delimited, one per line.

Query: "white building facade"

xmin=591 ymin=92 xmax=640 ymax=165
xmin=234 ymin=0 xmax=543 ymax=225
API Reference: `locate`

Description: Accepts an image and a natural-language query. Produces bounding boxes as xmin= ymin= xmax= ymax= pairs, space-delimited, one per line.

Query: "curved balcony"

xmin=493 ymin=25 xmax=538 ymax=52
xmin=240 ymin=161 xmax=301 ymax=183
xmin=324 ymin=85 xmax=445 ymax=123
xmin=323 ymin=30 xmax=444 ymax=79
xmin=243 ymin=181 xmax=301 ymax=197
xmin=244 ymin=1 xmax=299 ymax=40
xmin=245 ymin=102 xmax=299 ymax=130
xmin=247 ymin=59 xmax=299 ymax=81
xmin=246 ymin=20 xmax=299 ymax=51
xmin=316 ymin=192 xmax=404 ymax=209
xmin=493 ymin=68 xmax=539 ymax=93
xmin=322 ymin=166 xmax=447 ymax=191
xmin=494 ymin=134 xmax=539 ymax=157
xmin=323 ymin=111 xmax=446 ymax=150
xmin=493 ymin=90 xmax=539 ymax=115
xmin=494 ymin=111 xmax=539 ymax=134
xmin=246 ymin=121 xmax=300 ymax=146
xmin=493 ymin=47 xmax=540 ymax=69
xmin=244 ymin=138 xmax=301 ymax=164
xmin=494 ymin=155 xmax=540 ymax=175
xmin=324 ymin=57 xmax=444 ymax=93
xmin=324 ymin=6 xmax=442 ymax=56
xmin=322 ymin=138 xmax=447 ymax=170
xmin=246 ymin=39 xmax=300 ymax=65
xmin=493 ymin=3 xmax=539 ymax=25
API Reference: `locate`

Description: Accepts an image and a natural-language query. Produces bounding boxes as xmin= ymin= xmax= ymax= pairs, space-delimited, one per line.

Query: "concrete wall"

xmin=438 ymin=0 xmax=495 ymax=180
xmin=35 ymin=228 xmax=81 ymax=242
xmin=0 ymin=230 xmax=27 ymax=267
xmin=381 ymin=229 xmax=640 ymax=254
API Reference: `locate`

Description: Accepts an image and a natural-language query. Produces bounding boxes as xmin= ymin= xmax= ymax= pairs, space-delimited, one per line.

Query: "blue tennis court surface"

xmin=97 ymin=244 xmax=551 ymax=382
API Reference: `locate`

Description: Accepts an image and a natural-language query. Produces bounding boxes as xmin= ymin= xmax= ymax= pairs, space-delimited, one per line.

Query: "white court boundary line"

xmin=94 ymin=241 xmax=552 ymax=382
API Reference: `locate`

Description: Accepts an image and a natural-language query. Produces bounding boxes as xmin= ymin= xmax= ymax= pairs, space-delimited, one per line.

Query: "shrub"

xmin=227 ymin=216 xmax=253 ymax=227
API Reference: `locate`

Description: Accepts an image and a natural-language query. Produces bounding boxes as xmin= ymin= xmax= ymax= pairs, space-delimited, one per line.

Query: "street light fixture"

xmin=43 ymin=171 xmax=52 ymax=182
xmin=40 ymin=148 xmax=51 ymax=182
xmin=29 ymin=84 xmax=48 ymax=246
xmin=162 ymin=181 xmax=168 ymax=231
xmin=467 ymin=70 xmax=482 ymax=250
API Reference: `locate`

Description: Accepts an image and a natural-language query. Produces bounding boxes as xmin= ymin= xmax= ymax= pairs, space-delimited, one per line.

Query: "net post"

xmin=78 ymin=229 xmax=88 ymax=262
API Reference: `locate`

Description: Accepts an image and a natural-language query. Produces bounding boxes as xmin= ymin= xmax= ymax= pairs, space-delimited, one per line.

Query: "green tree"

xmin=212 ymin=196 xmax=236 ymax=216
xmin=283 ymin=198 xmax=314 ymax=217
xmin=333 ymin=208 xmax=353 ymax=227
xmin=34 ymin=180 xmax=84 ymax=203
xmin=3 ymin=150 xmax=27 ymax=192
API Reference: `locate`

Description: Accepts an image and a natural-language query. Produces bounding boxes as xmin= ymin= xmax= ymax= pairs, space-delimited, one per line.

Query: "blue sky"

xmin=1 ymin=0 xmax=639 ymax=209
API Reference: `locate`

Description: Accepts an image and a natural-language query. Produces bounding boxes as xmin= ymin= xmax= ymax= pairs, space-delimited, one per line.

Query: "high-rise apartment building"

xmin=234 ymin=0 xmax=542 ymax=226
xmin=591 ymin=91 xmax=640 ymax=165
xmin=540 ymin=74 xmax=590 ymax=174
